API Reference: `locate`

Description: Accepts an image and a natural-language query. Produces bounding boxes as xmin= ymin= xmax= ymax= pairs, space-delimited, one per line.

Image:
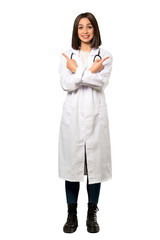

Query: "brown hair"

xmin=72 ymin=12 xmax=102 ymax=50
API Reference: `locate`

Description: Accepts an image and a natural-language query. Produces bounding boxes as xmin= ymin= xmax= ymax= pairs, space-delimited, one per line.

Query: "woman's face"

xmin=78 ymin=18 xmax=94 ymax=44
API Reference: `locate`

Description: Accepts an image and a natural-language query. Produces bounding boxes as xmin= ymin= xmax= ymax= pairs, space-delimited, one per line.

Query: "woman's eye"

xmin=78 ymin=27 xmax=83 ymax=29
xmin=88 ymin=26 xmax=92 ymax=29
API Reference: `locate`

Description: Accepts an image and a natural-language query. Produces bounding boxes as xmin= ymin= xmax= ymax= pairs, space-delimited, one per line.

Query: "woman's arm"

xmin=59 ymin=50 xmax=113 ymax=92
xmin=59 ymin=53 xmax=85 ymax=92
xmin=80 ymin=53 xmax=113 ymax=91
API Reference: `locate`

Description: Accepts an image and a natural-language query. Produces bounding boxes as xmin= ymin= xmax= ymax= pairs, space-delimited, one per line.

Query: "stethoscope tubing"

xmin=70 ymin=49 xmax=101 ymax=62
xmin=93 ymin=49 xmax=102 ymax=62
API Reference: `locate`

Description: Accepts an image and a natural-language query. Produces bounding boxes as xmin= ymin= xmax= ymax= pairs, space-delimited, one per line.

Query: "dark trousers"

xmin=65 ymin=143 xmax=101 ymax=204
xmin=65 ymin=179 xmax=101 ymax=204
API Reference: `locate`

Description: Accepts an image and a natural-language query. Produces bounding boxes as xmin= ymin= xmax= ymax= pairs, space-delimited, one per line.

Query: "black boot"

xmin=86 ymin=203 xmax=100 ymax=233
xmin=63 ymin=203 xmax=78 ymax=233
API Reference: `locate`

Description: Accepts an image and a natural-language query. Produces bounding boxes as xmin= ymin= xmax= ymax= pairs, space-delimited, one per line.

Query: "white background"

xmin=0 ymin=0 xmax=160 ymax=239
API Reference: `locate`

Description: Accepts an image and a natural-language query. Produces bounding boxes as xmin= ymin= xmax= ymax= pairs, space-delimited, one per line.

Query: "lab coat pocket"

xmin=98 ymin=104 xmax=109 ymax=129
xmin=61 ymin=103 xmax=73 ymax=127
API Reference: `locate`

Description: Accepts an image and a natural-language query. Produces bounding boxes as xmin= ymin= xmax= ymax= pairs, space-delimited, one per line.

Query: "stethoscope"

xmin=70 ymin=49 xmax=102 ymax=62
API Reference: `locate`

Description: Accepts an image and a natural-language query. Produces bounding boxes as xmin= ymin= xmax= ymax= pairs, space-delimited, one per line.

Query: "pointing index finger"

xmin=101 ymin=56 xmax=110 ymax=63
xmin=62 ymin=53 xmax=69 ymax=60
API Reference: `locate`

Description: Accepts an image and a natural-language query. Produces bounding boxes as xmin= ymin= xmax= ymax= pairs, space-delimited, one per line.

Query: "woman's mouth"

xmin=82 ymin=35 xmax=90 ymax=39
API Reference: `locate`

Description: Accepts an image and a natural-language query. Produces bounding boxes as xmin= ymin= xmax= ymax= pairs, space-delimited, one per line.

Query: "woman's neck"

xmin=80 ymin=42 xmax=92 ymax=52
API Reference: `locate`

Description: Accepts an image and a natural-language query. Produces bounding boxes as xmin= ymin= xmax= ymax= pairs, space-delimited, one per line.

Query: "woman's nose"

xmin=83 ymin=27 xmax=88 ymax=33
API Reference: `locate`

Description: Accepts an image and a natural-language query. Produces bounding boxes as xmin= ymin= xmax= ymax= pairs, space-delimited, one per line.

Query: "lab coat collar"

xmin=71 ymin=47 xmax=99 ymax=56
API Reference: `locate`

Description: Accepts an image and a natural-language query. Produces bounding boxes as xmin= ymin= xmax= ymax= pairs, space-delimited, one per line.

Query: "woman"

xmin=58 ymin=12 xmax=113 ymax=233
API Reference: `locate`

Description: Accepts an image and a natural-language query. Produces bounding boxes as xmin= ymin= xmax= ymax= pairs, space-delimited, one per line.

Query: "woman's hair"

xmin=72 ymin=12 xmax=102 ymax=50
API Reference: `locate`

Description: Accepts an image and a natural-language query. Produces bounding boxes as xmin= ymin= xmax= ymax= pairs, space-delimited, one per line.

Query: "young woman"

xmin=58 ymin=12 xmax=113 ymax=233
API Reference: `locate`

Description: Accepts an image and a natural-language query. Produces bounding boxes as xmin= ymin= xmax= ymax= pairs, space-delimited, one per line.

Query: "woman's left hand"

xmin=62 ymin=53 xmax=78 ymax=73
xmin=88 ymin=56 xmax=110 ymax=74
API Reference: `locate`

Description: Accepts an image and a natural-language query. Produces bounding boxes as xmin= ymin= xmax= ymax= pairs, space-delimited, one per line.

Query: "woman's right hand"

xmin=88 ymin=56 xmax=110 ymax=73
xmin=62 ymin=53 xmax=78 ymax=73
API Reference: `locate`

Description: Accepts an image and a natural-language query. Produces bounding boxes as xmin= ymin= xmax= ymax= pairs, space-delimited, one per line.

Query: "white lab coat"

xmin=58 ymin=47 xmax=113 ymax=184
